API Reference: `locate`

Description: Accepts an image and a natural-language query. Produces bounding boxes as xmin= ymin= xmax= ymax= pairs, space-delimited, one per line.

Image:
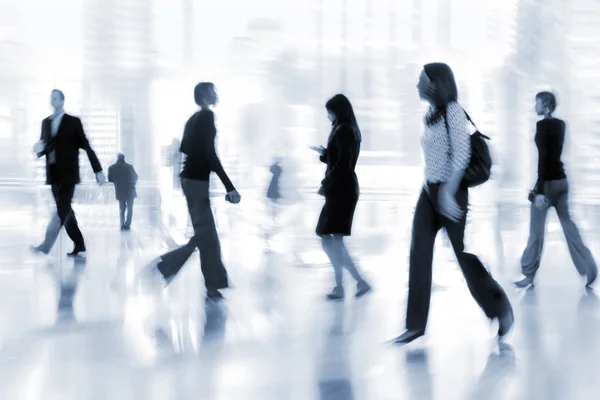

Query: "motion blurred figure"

xmin=515 ymin=91 xmax=597 ymax=288
xmin=108 ymin=153 xmax=138 ymax=230
xmin=140 ymin=82 xmax=241 ymax=301
xmin=393 ymin=63 xmax=513 ymax=345
xmin=312 ymin=94 xmax=371 ymax=301
xmin=264 ymin=157 xmax=283 ymax=247
xmin=31 ymin=89 xmax=105 ymax=256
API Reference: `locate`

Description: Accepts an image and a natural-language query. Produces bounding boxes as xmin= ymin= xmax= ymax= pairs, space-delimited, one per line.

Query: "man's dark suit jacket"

xmin=36 ymin=113 xmax=103 ymax=185
xmin=107 ymin=160 xmax=138 ymax=201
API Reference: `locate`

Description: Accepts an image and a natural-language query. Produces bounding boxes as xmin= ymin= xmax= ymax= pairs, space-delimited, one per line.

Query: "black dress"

xmin=315 ymin=123 xmax=360 ymax=236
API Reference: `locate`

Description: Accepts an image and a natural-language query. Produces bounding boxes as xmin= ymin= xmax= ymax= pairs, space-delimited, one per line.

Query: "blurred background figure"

xmin=108 ymin=153 xmax=138 ymax=231
xmin=264 ymin=156 xmax=283 ymax=247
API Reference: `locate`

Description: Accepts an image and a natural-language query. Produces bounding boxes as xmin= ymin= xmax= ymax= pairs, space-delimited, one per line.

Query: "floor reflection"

xmin=318 ymin=303 xmax=354 ymax=400
xmin=0 ymin=194 xmax=600 ymax=398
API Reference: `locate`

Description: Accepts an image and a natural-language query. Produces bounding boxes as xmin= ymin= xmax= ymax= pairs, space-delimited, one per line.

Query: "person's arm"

xmin=35 ymin=120 xmax=47 ymax=158
xmin=131 ymin=166 xmax=138 ymax=185
xmin=442 ymin=103 xmax=471 ymax=196
xmin=205 ymin=113 xmax=235 ymax=192
xmin=534 ymin=121 xmax=548 ymax=195
xmin=321 ymin=124 xmax=354 ymax=190
xmin=75 ymin=117 xmax=103 ymax=173
xmin=107 ymin=166 xmax=114 ymax=183
xmin=179 ymin=117 xmax=193 ymax=155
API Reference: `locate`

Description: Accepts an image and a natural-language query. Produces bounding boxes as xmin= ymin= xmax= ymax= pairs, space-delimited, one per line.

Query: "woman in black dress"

xmin=313 ymin=94 xmax=371 ymax=301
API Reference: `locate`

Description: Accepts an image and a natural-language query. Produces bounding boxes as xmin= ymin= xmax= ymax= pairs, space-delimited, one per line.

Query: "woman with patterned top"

xmin=392 ymin=63 xmax=514 ymax=345
xmin=312 ymin=94 xmax=372 ymax=301
xmin=514 ymin=91 xmax=597 ymax=289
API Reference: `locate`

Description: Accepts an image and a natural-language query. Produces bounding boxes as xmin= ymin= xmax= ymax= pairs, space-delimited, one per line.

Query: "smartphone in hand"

xmin=309 ymin=145 xmax=325 ymax=154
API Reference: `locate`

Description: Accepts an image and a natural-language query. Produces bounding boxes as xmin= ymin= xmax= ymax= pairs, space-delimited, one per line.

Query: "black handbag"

xmin=443 ymin=108 xmax=492 ymax=188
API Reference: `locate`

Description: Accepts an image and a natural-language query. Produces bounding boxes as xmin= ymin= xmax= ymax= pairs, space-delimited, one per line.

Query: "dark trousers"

xmin=521 ymin=178 xmax=597 ymax=278
xmin=40 ymin=183 xmax=84 ymax=252
xmin=118 ymin=196 xmax=134 ymax=228
xmin=406 ymin=184 xmax=511 ymax=332
xmin=157 ymin=178 xmax=228 ymax=290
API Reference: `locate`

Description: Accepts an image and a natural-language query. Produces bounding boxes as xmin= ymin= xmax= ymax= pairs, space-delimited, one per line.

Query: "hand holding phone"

xmin=309 ymin=145 xmax=325 ymax=155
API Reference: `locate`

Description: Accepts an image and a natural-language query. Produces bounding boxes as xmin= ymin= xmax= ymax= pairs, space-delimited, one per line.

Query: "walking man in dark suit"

xmin=31 ymin=89 xmax=105 ymax=256
xmin=108 ymin=153 xmax=138 ymax=230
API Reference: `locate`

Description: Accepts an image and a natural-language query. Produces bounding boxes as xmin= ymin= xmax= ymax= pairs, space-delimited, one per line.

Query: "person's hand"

xmin=309 ymin=145 xmax=325 ymax=155
xmin=534 ymin=194 xmax=548 ymax=211
xmin=95 ymin=172 xmax=106 ymax=186
xmin=438 ymin=186 xmax=463 ymax=222
xmin=226 ymin=189 xmax=241 ymax=204
xmin=33 ymin=140 xmax=45 ymax=153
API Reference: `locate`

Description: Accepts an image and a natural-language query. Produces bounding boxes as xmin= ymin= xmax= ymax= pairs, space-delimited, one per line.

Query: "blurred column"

xmin=83 ymin=0 xmax=156 ymax=184
xmin=341 ymin=0 xmax=348 ymax=93
xmin=362 ymin=0 xmax=373 ymax=151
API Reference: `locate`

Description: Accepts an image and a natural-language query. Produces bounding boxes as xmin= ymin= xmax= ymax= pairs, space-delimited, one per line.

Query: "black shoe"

xmin=30 ymin=245 xmax=49 ymax=255
xmin=497 ymin=308 xmax=514 ymax=339
xmin=67 ymin=244 xmax=86 ymax=257
xmin=392 ymin=329 xmax=425 ymax=345
xmin=355 ymin=281 xmax=372 ymax=298
xmin=587 ymin=267 xmax=597 ymax=287
xmin=326 ymin=287 xmax=345 ymax=302
xmin=207 ymin=289 xmax=224 ymax=301
xmin=514 ymin=275 xmax=534 ymax=288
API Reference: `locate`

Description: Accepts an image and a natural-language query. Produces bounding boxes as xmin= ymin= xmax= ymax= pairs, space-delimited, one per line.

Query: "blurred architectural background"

xmin=0 ymin=0 xmax=598 ymax=232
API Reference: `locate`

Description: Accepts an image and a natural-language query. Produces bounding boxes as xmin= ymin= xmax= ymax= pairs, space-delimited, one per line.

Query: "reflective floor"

xmin=0 ymin=195 xmax=599 ymax=399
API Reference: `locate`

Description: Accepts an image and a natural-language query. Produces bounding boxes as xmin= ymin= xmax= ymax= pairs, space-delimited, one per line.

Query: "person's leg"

xmin=334 ymin=234 xmax=371 ymax=295
xmin=118 ymin=199 xmax=126 ymax=229
xmin=55 ymin=184 xmax=85 ymax=252
xmin=322 ymin=235 xmax=344 ymax=299
xmin=553 ymin=179 xmax=598 ymax=285
xmin=443 ymin=188 xmax=513 ymax=336
xmin=405 ymin=187 xmax=441 ymax=332
xmin=183 ymin=180 xmax=229 ymax=294
xmin=34 ymin=212 xmax=63 ymax=254
xmin=516 ymin=198 xmax=549 ymax=286
xmin=125 ymin=197 xmax=134 ymax=228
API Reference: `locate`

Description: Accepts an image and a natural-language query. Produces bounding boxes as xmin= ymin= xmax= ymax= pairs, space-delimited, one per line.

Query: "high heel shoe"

xmin=497 ymin=308 xmax=514 ymax=340
xmin=514 ymin=275 xmax=534 ymax=289
xmin=392 ymin=329 xmax=425 ymax=345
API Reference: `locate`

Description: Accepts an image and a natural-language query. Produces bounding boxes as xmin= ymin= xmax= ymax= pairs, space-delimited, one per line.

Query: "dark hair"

xmin=194 ymin=82 xmax=215 ymax=106
xmin=52 ymin=89 xmax=65 ymax=100
xmin=117 ymin=152 xmax=125 ymax=160
xmin=325 ymin=94 xmax=361 ymax=142
xmin=536 ymin=91 xmax=556 ymax=113
xmin=422 ymin=63 xmax=458 ymax=125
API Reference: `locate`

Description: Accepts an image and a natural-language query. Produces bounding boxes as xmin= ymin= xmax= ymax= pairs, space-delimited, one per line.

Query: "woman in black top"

xmin=140 ymin=82 xmax=241 ymax=301
xmin=313 ymin=94 xmax=371 ymax=301
xmin=515 ymin=91 xmax=597 ymax=288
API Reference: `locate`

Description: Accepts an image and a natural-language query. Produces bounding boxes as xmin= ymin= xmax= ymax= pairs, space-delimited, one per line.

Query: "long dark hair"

xmin=423 ymin=62 xmax=458 ymax=125
xmin=325 ymin=94 xmax=361 ymax=142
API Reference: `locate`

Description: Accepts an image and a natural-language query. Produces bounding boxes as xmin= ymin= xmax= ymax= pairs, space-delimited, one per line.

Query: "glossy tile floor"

xmin=1 ymin=197 xmax=600 ymax=400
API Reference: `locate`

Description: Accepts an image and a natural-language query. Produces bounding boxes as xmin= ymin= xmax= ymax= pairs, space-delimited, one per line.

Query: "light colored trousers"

xmin=521 ymin=178 xmax=598 ymax=279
